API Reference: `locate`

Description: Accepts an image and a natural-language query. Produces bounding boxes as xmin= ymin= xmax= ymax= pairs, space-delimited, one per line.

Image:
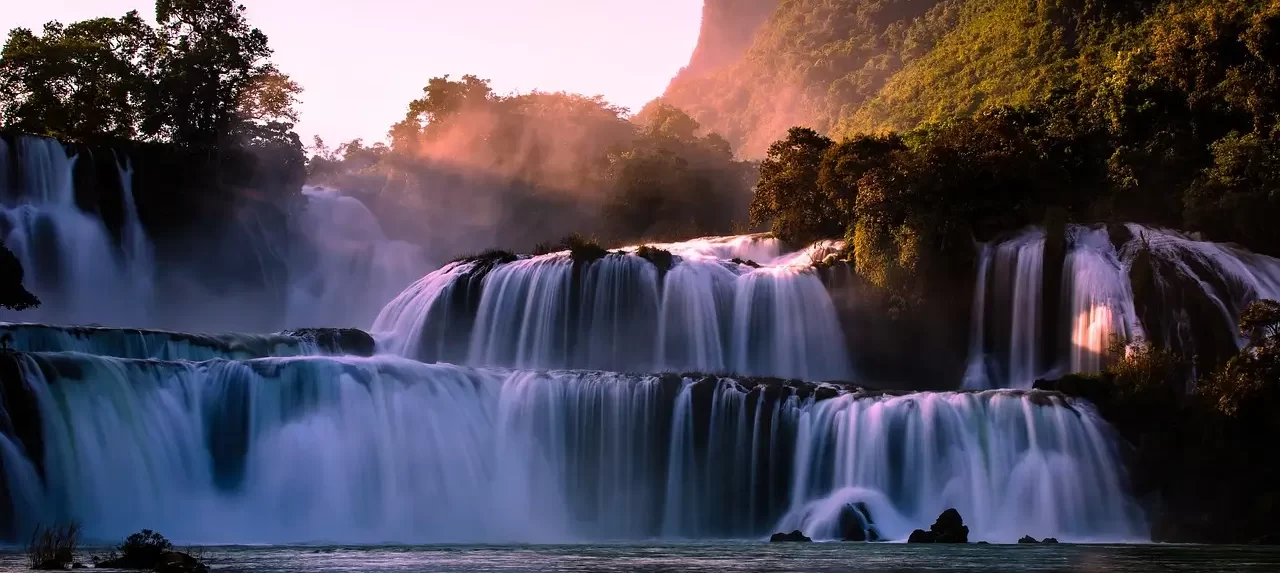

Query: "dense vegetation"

xmin=665 ymin=0 xmax=1280 ymax=163
xmin=308 ymin=76 xmax=757 ymax=253
xmin=748 ymin=0 xmax=1280 ymax=308
xmin=1038 ymin=299 xmax=1280 ymax=543
xmin=0 ymin=0 xmax=306 ymax=190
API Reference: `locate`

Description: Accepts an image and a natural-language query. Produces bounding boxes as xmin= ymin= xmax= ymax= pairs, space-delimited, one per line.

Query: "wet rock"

xmin=282 ymin=328 xmax=375 ymax=356
xmin=907 ymin=508 xmax=969 ymax=543
xmin=769 ymin=530 xmax=812 ymax=542
xmin=908 ymin=529 xmax=935 ymax=543
xmin=154 ymin=550 xmax=209 ymax=573
xmin=839 ymin=502 xmax=881 ymax=542
xmin=1018 ymin=535 xmax=1059 ymax=544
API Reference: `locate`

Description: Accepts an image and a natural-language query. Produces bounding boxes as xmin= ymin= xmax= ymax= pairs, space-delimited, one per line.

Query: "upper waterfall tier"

xmin=0 ymin=349 xmax=1143 ymax=543
xmin=373 ymin=235 xmax=852 ymax=382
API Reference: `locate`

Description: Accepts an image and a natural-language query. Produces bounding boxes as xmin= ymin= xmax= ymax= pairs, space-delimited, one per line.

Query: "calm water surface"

xmin=3 ymin=542 xmax=1279 ymax=572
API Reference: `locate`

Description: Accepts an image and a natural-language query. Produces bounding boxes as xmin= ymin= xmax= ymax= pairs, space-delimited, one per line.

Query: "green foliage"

xmin=1 ymin=242 xmax=39 ymax=311
xmin=0 ymin=1 xmax=306 ymax=204
xmin=451 ymin=249 xmax=518 ymax=265
xmin=95 ymin=528 xmax=173 ymax=569
xmin=559 ymin=233 xmax=609 ymax=264
xmin=27 ymin=522 xmax=81 ymax=570
xmin=746 ymin=0 xmax=1280 ymax=306
xmin=1199 ymin=299 xmax=1280 ymax=417
xmin=312 ymin=77 xmax=755 ymax=250
xmin=635 ymin=245 xmax=675 ymax=273
xmin=749 ymin=127 xmax=839 ymax=245
xmin=664 ymin=0 xmax=961 ymax=156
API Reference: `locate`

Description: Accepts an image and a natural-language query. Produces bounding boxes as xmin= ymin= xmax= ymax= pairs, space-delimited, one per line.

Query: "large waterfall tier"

xmin=0 ymin=350 xmax=1143 ymax=543
xmin=0 ymin=135 xmax=429 ymax=331
xmin=966 ymin=223 xmax=1280 ymax=389
xmin=373 ymin=236 xmax=852 ymax=381
xmin=0 ymin=323 xmax=374 ymax=360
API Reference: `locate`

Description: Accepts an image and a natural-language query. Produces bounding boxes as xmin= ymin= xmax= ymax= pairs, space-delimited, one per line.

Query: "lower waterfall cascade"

xmin=0 ymin=335 xmax=1144 ymax=544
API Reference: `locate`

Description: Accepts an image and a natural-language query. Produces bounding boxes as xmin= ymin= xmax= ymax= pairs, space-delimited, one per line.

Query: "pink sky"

xmin=2 ymin=1 xmax=704 ymax=146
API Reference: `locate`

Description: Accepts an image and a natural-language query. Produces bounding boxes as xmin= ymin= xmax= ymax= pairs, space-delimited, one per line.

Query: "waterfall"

xmin=0 ymin=137 xmax=153 ymax=326
xmin=968 ymin=223 xmax=1280 ymax=389
xmin=283 ymin=187 xmax=430 ymax=329
xmin=373 ymin=236 xmax=852 ymax=381
xmin=0 ymin=136 xmax=429 ymax=332
xmin=0 ymin=342 xmax=1144 ymax=544
xmin=1063 ymin=227 xmax=1142 ymax=374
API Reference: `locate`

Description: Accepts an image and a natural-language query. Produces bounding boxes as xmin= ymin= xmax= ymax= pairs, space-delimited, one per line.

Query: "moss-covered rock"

xmin=635 ymin=245 xmax=675 ymax=273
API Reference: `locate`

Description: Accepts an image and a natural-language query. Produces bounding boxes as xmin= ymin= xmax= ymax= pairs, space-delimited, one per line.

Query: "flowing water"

xmin=0 ymin=136 xmax=429 ymax=331
xmin=9 ymin=134 xmax=1280 ymax=560
xmin=372 ymin=236 xmax=851 ymax=381
xmin=4 ymin=543 xmax=1280 ymax=572
xmin=0 ymin=338 xmax=1141 ymax=544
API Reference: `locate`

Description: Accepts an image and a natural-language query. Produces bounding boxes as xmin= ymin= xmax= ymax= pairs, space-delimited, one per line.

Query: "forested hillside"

xmin=664 ymin=0 xmax=1278 ymax=158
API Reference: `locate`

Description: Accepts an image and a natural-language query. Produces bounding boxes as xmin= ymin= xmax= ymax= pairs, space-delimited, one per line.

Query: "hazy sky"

xmin=3 ymin=1 xmax=704 ymax=147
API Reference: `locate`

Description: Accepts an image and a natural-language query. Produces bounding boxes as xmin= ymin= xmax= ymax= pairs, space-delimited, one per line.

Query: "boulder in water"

xmin=907 ymin=508 xmax=969 ymax=543
xmin=153 ymin=550 xmax=209 ymax=573
xmin=839 ymin=502 xmax=881 ymax=541
xmin=1018 ymin=534 xmax=1059 ymax=544
xmin=769 ymin=530 xmax=812 ymax=542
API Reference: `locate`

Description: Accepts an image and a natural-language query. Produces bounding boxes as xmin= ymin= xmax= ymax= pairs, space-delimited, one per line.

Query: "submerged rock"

xmin=281 ymin=328 xmax=375 ymax=356
xmin=907 ymin=508 xmax=969 ymax=543
xmin=769 ymin=530 xmax=812 ymax=542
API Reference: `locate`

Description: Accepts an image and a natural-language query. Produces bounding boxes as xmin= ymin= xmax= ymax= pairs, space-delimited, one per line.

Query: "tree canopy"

xmin=1 ymin=0 xmax=302 ymax=153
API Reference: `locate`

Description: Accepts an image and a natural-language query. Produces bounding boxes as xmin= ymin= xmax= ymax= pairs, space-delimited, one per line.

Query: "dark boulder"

xmin=908 ymin=529 xmax=935 ymax=543
xmin=769 ymin=530 xmax=812 ymax=542
xmin=907 ymin=508 xmax=969 ymax=543
xmin=154 ymin=550 xmax=209 ymax=573
xmin=1018 ymin=535 xmax=1059 ymax=544
xmin=838 ymin=502 xmax=881 ymax=542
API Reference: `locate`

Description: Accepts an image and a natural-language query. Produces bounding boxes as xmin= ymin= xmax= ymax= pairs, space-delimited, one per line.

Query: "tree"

xmin=748 ymin=126 xmax=839 ymax=244
xmin=0 ymin=12 xmax=156 ymax=141
xmin=151 ymin=0 xmax=296 ymax=147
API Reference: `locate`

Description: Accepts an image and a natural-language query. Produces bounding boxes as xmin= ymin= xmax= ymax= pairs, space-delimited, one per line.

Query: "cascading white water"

xmin=284 ymin=187 xmax=430 ymax=328
xmin=0 ymin=137 xmax=154 ymax=326
xmin=0 ymin=137 xmax=429 ymax=332
xmin=962 ymin=244 xmax=992 ymax=390
xmin=373 ymin=237 xmax=853 ymax=381
xmin=1064 ymin=227 xmax=1142 ymax=374
xmin=0 ymin=348 xmax=1144 ymax=544
xmin=966 ymin=222 xmax=1280 ymax=390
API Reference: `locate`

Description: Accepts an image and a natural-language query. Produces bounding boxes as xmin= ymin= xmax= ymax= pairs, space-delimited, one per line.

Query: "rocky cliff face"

xmin=673 ymin=0 xmax=779 ymax=80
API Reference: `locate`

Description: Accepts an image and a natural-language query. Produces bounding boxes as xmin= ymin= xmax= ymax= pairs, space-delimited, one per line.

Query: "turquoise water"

xmin=4 ymin=542 xmax=1279 ymax=572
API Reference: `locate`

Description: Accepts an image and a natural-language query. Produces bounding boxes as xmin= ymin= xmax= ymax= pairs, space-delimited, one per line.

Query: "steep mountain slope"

xmin=663 ymin=0 xmax=960 ymax=156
